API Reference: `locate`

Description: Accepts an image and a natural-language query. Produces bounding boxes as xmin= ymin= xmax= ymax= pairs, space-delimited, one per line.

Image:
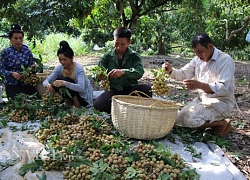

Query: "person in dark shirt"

xmin=93 ymin=27 xmax=152 ymax=114
xmin=0 ymin=24 xmax=37 ymax=99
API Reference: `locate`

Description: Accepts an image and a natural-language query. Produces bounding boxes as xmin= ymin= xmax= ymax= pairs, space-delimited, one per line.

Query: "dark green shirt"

xmin=98 ymin=47 xmax=144 ymax=91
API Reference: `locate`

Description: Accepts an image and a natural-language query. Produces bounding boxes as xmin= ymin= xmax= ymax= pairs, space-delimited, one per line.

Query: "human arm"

xmin=207 ymin=54 xmax=235 ymax=96
xmin=98 ymin=53 xmax=126 ymax=79
xmin=99 ymin=49 xmax=144 ymax=80
xmin=183 ymin=79 xmax=213 ymax=93
xmin=43 ymin=65 xmax=62 ymax=92
xmin=163 ymin=57 xmax=196 ymax=82
xmin=0 ymin=48 xmax=24 ymax=83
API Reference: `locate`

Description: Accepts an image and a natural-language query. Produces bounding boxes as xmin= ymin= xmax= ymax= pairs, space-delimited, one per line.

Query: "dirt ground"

xmin=46 ymin=54 xmax=250 ymax=179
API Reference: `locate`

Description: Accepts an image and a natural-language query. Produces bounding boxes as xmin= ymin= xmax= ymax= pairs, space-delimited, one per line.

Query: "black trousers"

xmin=5 ymin=84 xmax=37 ymax=100
xmin=93 ymin=84 xmax=152 ymax=114
xmin=53 ymin=77 xmax=88 ymax=107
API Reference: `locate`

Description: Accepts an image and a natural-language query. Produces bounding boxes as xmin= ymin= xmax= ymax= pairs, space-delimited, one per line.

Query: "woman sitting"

xmin=43 ymin=40 xmax=93 ymax=108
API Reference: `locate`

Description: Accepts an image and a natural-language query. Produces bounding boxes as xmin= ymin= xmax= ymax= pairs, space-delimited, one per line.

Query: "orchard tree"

xmin=0 ymin=0 xmax=94 ymax=40
xmin=1 ymin=0 xmax=249 ymax=56
xmin=205 ymin=0 xmax=249 ymax=52
xmin=82 ymin=0 xmax=185 ymax=53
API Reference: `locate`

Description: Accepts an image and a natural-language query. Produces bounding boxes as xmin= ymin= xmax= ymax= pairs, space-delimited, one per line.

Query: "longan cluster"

xmin=22 ymin=72 xmax=41 ymax=86
xmin=35 ymin=109 xmax=51 ymax=118
xmin=36 ymin=128 xmax=56 ymax=143
xmin=152 ymin=76 xmax=170 ymax=97
xmin=9 ymin=109 xmax=29 ymax=122
xmin=36 ymin=118 xmax=60 ymax=143
xmin=85 ymin=148 xmax=105 ymax=162
xmin=42 ymin=92 xmax=62 ymax=106
xmin=43 ymin=159 xmax=64 ymax=171
xmin=99 ymin=78 xmax=110 ymax=91
xmin=62 ymin=165 xmax=91 ymax=180
xmin=61 ymin=115 xmax=79 ymax=125
xmin=128 ymin=141 xmax=185 ymax=180
xmin=104 ymin=147 xmax=128 ymax=173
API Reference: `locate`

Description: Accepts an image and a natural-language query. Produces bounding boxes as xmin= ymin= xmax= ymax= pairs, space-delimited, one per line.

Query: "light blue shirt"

xmin=43 ymin=62 xmax=93 ymax=106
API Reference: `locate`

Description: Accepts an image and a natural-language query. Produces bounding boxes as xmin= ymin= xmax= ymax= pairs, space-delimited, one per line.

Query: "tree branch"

xmin=227 ymin=16 xmax=250 ymax=41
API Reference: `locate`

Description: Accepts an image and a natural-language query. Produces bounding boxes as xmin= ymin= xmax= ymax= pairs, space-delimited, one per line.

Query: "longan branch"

xmin=227 ymin=16 xmax=250 ymax=41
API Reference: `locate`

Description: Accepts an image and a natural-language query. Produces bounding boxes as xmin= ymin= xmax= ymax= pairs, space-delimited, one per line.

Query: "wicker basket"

xmin=35 ymin=71 xmax=52 ymax=98
xmin=111 ymin=94 xmax=179 ymax=140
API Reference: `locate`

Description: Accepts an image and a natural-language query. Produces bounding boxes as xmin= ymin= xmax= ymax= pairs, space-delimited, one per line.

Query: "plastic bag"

xmin=246 ymin=30 xmax=250 ymax=43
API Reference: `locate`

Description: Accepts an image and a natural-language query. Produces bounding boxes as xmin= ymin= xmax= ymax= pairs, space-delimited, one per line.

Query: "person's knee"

xmin=142 ymin=85 xmax=152 ymax=97
xmin=93 ymin=100 xmax=111 ymax=113
xmin=93 ymin=100 xmax=103 ymax=111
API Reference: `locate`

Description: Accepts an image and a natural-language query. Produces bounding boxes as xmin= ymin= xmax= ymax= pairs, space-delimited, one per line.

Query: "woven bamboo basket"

xmin=111 ymin=94 xmax=179 ymax=140
xmin=35 ymin=71 xmax=52 ymax=98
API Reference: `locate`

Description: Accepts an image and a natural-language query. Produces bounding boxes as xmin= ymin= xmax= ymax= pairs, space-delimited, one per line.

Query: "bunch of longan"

xmin=22 ymin=72 xmax=40 ymax=86
xmin=42 ymin=92 xmax=62 ymax=106
xmin=9 ymin=109 xmax=29 ymax=123
xmin=62 ymin=165 xmax=91 ymax=180
xmin=61 ymin=115 xmax=79 ymax=125
xmin=35 ymin=109 xmax=51 ymax=118
xmin=151 ymin=69 xmax=170 ymax=97
xmin=151 ymin=76 xmax=170 ymax=96
xmin=43 ymin=158 xmax=64 ymax=171
xmin=85 ymin=148 xmax=105 ymax=162
xmin=125 ymin=141 xmax=185 ymax=180
xmin=99 ymin=78 xmax=110 ymax=91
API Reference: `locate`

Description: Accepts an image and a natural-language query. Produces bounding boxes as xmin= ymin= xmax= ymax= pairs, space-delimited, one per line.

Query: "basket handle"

xmin=128 ymin=90 xmax=152 ymax=98
xmin=128 ymin=90 xmax=176 ymax=108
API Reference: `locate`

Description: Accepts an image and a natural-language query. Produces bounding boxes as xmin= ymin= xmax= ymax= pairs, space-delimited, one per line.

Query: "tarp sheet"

xmin=0 ymin=121 xmax=246 ymax=180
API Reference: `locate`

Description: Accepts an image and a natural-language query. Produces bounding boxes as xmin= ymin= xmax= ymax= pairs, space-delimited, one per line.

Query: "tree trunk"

xmin=157 ymin=37 xmax=166 ymax=55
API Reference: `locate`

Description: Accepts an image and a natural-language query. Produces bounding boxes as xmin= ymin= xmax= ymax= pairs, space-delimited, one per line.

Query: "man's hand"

xmin=108 ymin=69 xmax=125 ymax=79
xmin=162 ymin=62 xmax=172 ymax=74
xmin=183 ymin=79 xmax=213 ymax=93
xmin=183 ymin=79 xmax=200 ymax=90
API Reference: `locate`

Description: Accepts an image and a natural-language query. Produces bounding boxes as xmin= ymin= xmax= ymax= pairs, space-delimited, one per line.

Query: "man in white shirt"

xmin=162 ymin=33 xmax=235 ymax=137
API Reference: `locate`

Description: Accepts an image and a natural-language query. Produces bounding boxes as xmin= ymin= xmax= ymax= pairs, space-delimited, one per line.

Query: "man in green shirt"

xmin=93 ymin=27 xmax=152 ymax=114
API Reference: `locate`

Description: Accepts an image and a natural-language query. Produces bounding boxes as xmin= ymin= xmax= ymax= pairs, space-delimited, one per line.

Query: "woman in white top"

xmin=43 ymin=40 xmax=93 ymax=108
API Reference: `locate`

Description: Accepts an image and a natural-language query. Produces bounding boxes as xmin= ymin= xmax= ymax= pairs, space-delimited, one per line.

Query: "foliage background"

xmin=0 ymin=0 xmax=249 ymax=61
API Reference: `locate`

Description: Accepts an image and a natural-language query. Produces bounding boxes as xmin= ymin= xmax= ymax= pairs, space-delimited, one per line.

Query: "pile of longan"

xmin=9 ymin=109 xmax=29 ymax=123
xmin=61 ymin=141 xmax=186 ymax=180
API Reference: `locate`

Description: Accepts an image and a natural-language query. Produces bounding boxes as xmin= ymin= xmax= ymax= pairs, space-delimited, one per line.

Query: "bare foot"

xmin=210 ymin=119 xmax=231 ymax=137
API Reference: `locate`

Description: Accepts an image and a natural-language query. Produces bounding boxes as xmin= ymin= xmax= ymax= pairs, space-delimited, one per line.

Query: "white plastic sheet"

xmin=0 ymin=121 xmax=246 ymax=180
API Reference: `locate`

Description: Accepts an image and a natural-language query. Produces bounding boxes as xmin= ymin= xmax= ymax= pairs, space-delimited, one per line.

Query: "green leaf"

xmin=132 ymin=151 xmax=140 ymax=161
xmin=89 ymin=167 xmax=99 ymax=176
xmin=19 ymin=161 xmax=43 ymax=176
xmin=210 ymin=162 xmax=220 ymax=166
xmin=36 ymin=171 xmax=47 ymax=180
xmin=125 ymin=167 xmax=137 ymax=178
xmin=0 ymin=159 xmax=18 ymax=172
